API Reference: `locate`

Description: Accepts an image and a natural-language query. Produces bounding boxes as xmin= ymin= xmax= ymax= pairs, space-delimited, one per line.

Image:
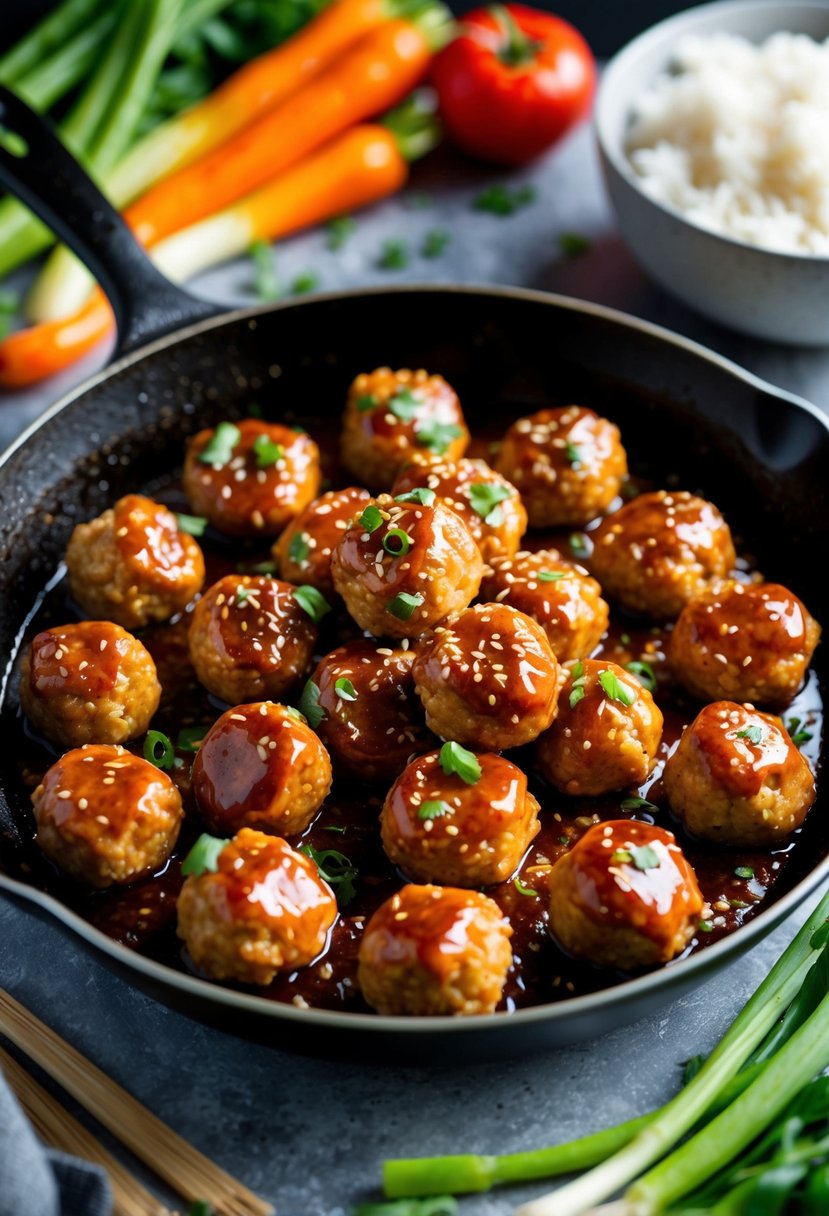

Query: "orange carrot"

xmin=0 ymin=123 xmax=418 ymax=388
xmin=125 ymin=15 xmax=444 ymax=247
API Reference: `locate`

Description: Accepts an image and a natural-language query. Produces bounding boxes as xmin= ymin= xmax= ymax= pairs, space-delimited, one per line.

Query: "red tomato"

xmin=432 ymin=4 xmax=596 ymax=166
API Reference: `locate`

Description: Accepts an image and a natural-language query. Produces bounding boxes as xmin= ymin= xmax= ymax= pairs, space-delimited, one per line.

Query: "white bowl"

xmin=595 ymin=0 xmax=829 ymax=345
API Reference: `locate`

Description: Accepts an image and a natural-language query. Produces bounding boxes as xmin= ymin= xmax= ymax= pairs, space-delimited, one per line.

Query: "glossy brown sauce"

xmin=7 ymin=433 xmax=824 ymax=1015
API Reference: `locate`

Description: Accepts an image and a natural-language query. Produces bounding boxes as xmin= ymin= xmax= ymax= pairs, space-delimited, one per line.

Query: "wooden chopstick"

xmin=0 ymin=989 xmax=274 ymax=1216
xmin=1 ymin=1045 xmax=172 ymax=1216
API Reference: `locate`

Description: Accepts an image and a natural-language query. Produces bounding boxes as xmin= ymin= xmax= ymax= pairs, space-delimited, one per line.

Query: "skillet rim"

xmin=1 ymin=281 xmax=827 ymax=1037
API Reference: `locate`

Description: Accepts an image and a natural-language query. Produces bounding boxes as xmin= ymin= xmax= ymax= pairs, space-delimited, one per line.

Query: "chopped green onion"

xmin=569 ymin=660 xmax=587 ymax=709
xmin=377 ymin=239 xmax=409 ymax=270
xmin=293 ymin=585 xmax=331 ymax=623
xmin=621 ymin=795 xmax=660 ymax=814
xmin=631 ymin=844 xmax=660 ymax=871
xmin=558 ymin=231 xmax=592 ymax=257
xmin=697 ymin=919 xmax=714 ymax=933
xmin=625 ymin=660 xmax=657 ymax=693
xmin=421 ymin=229 xmax=451 ymax=258
xmin=418 ymin=800 xmax=449 ymax=821
xmin=599 ymin=669 xmax=635 ymax=706
xmin=143 ymin=729 xmax=174 ymax=771
xmin=326 ymin=215 xmax=356 ymax=250
xmin=787 ymin=716 xmax=814 ymax=747
xmin=236 ymin=560 xmax=276 ymax=575
xmin=468 ymin=482 xmax=511 ymax=525
xmin=359 ymin=505 xmax=383 ymax=533
xmin=176 ymin=512 xmax=208 ymax=537
xmin=394 ymin=487 xmax=435 ymax=507
xmin=569 ymin=685 xmax=585 ymax=708
xmin=252 ymin=433 xmax=284 ymax=468
xmin=176 ymin=727 xmax=205 ymax=753
xmin=439 ymin=741 xmax=481 ymax=785
xmin=288 ymin=532 xmax=310 ymax=564
xmin=334 ymin=678 xmax=357 ymax=702
xmin=198 ymin=421 xmax=240 ymax=467
xmin=389 ymin=388 xmax=422 ymax=422
xmin=323 ymin=824 xmax=346 ymax=834
xmin=387 ymin=592 xmax=424 ymax=620
xmin=181 ymin=834 xmax=229 ymax=878
xmin=569 ymin=533 xmax=589 ymax=558
xmin=735 ymin=866 xmax=755 ymax=879
xmin=538 ymin=570 xmax=565 ymax=582
xmin=565 ymin=442 xmax=582 ymax=466
xmin=514 ymin=876 xmax=538 ymax=897
xmin=415 ymin=420 xmax=463 ymax=454
xmin=299 ymin=844 xmax=358 ymax=906
xmin=356 ymin=394 xmax=377 ymax=412
xmin=611 ymin=849 xmax=633 ymax=865
xmin=298 ymin=680 xmax=324 ymax=728
xmin=354 ymin=1199 xmax=458 ymax=1216
xmin=250 ymin=239 xmax=278 ymax=301
xmin=736 ymin=725 xmax=764 ymax=745
xmin=234 ymin=585 xmax=250 ymax=604
xmin=383 ymin=528 xmax=411 ymax=557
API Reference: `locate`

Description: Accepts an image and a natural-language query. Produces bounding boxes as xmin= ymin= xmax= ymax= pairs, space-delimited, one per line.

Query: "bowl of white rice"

xmin=595 ymin=0 xmax=829 ymax=344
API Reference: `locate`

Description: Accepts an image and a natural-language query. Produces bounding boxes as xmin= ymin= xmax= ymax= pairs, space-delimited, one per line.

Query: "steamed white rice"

xmin=625 ymin=31 xmax=829 ymax=255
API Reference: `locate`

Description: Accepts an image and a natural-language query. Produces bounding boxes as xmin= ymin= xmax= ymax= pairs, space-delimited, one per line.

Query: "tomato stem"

xmin=487 ymin=4 xmax=543 ymax=67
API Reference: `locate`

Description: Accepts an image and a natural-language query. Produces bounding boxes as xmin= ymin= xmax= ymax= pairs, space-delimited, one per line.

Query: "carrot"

xmin=126 ymin=12 xmax=448 ymax=247
xmin=0 ymin=107 xmax=437 ymax=388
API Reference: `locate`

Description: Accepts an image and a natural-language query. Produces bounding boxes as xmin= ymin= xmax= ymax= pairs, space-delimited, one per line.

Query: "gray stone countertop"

xmin=1 ymin=120 xmax=827 ymax=1216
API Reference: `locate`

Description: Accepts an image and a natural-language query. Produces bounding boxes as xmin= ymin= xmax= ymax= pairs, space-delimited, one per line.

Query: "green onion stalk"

xmin=0 ymin=0 xmax=103 ymax=85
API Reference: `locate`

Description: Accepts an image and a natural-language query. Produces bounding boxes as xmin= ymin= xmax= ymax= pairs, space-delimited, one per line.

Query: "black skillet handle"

xmin=0 ymin=86 xmax=222 ymax=357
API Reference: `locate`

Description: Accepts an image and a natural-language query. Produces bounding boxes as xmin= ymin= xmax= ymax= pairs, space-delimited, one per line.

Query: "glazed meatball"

xmin=670 ymin=580 xmax=821 ymax=707
xmin=391 ymin=456 xmax=527 ymax=563
xmin=273 ymin=487 xmax=371 ymax=598
xmin=590 ymin=490 xmax=736 ymax=620
xmin=381 ymin=749 xmax=540 ymax=887
xmin=65 ymin=493 xmax=205 ymax=629
xmin=177 ymin=828 xmax=337 ymax=985
xmin=548 ymin=820 xmax=704 ymax=969
xmin=663 ymin=702 xmax=816 ymax=847
xmin=192 ymin=702 xmax=332 ymax=836
xmin=357 ymin=884 xmax=512 ymax=1015
xmin=20 ymin=621 xmax=160 ymax=748
xmin=32 ymin=744 xmax=182 ymax=887
xmin=310 ymin=641 xmax=435 ymax=780
xmin=480 ymin=549 xmax=609 ymax=661
xmin=341 ymin=367 xmax=470 ymax=490
xmin=183 ymin=418 xmax=321 ymax=538
xmin=536 ymin=658 xmax=663 ymax=796
xmin=495 ymin=406 xmax=628 ymax=527
xmin=331 ymin=494 xmax=483 ymax=640
xmin=412 ymin=603 xmax=559 ymax=749
xmin=188 ymin=575 xmax=317 ymax=704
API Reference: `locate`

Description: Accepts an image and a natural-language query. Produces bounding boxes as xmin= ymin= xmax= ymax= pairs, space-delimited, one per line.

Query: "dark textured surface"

xmin=1 ymin=119 xmax=829 ymax=1212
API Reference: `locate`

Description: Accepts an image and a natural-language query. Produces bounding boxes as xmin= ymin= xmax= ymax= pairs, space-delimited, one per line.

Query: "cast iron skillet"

xmin=0 ymin=88 xmax=826 ymax=1063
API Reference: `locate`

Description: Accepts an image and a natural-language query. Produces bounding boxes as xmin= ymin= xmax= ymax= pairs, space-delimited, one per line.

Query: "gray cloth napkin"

xmin=0 ymin=1069 xmax=111 ymax=1216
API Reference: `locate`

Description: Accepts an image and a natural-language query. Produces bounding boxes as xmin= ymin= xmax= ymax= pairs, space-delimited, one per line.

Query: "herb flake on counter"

xmin=249 ymin=239 xmax=279 ymax=301
xmin=625 ymin=660 xmax=657 ymax=693
xmin=335 ymin=678 xmax=357 ymax=702
xmin=473 ymin=183 xmax=536 ymax=216
xmin=143 ymin=730 xmax=174 ymax=771
xmin=181 ymin=835 xmax=229 ymax=878
xmin=198 ymin=421 xmax=240 ymax=467
xmin=298 ymin=680 xmax=324 ymax=728
xmin=288 ymin=532 xmax=310 ymax=563
xmin=377 ymin=239 xmax=409 ymax=270
xmin=439 ymin=741 xmax=481 ymax=785
xmin=176 ymin=512 xmax=208 ymax=537
xmin=300 ymin=844 xmax=358 ymax=906
xmin=291 ymin=271 xmax=319 ymax=295
xmin=387 ymin=591 xmax=424 ymax=621
xmin=421 ymin=229 xmax=451 ymax=258
xmin=468 ymin=481 xmax=511 ymax=525
xmin=293 ymin=584 xmax=331 ymax=623
xmin=599 ymin=669 xmax=635 ymax=706
xmin=395 ymin=487 xmax=435 ymax=507
xmin=418 ymin=800 xmax=449 ymax=821
xmin=558 ymin=231 xmax=592 ymax=257
xmin=252 ymin=434 xmax=284 ymax=468
xmin=326 ymin=215 xmax=357 ymax=250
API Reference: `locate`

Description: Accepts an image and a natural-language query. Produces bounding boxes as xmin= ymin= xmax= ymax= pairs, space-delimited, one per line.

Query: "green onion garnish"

xmin=176 ymin=513 xmax=208 ymax=537
xmin=334 ymin=678 xmax=357 ymax=702
xmin=293 ymin=585 xmax=331 ymax=623
xmin=439 ymin=741 xmax=481 ymax=785
xmin=387 ymin=591 xmax=424 ymax=620
xmin=736 ymin=725 xmax=764 ymax=745
xmin=144 ymin=730 xmax=174 ymax=771
xmin=538 ymin=570 xmax=565 ymax=582
xmin=359 ymin=505 xmax=383 ymax=533
xmin=298 ymin=680 xmax=324 ymax=728
xmin=356 ymin=394 xmax=377 ymax=412
xmin=415 ymin=420 xmax=463 ymax=454
xmin=176 ymin=727 xmax=206 ymax=753
xmin=394 ymin=487 xmax=435 ymax=507
xmin=299 ymin=844 xmax=358 ymax=906
xmin=418 ymin=800 xmax=449 ymax=821
xmin=468 ymin=482 xmax=512 ymax=526
xmin=383 ymin=528 xmax=411 ymax=557
xmin=735 ymin=866 xmax=754 ymax=879
xmin=599 ymin=669 xmax=635 ymax=706
xmin=514 ymin=876 xmax=538 ymax=897
xmin=288 ymin=532 xmax=310 ymax=563
xmin=621 ymin=795 xmax=660 ymax=813
xmin=252 ymin=433 xmax=284 ymax=468
xmin=181 ymin=834 xmax=229 ymax=878
xmin=625 ymin=660 xmax=657 ymax=693
xmin=389 ymin=388 xmax=422 ymax=422
xmin=198 ymin=421 xmax=240 ymax=467
xmin=565 ymin=442 xmax=582 ymax=466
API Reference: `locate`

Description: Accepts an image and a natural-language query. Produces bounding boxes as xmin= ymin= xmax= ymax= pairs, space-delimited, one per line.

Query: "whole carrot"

xmin=126 ymin=10 xmax=449 ymax=247
xmin=0 ymin=108 xmax=437 ymax=388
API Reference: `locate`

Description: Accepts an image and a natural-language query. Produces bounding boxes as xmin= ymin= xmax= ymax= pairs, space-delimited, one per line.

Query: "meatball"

xmin=65 ymin=493 xmax=205 ymax=629
xmin=412 ymin=603 xmax=559 ymax=749
xmin=480 ymin=549 xmax=609 ymax=661
xmin=495 ymin=406 xmax=628 ymax=527
xmin=590 ymin=490 xmax=736 ymax=620
xmin=310 ymin=640 xmax=435 ymax=780
xmin=536 ymin=658 xmax=663 ymax=796
xmin=357 ymin=884 xmax=512 ymax=1015
xmin=669 ymin=580 xmax=821 ymax=708
xmin=548 ymin=820 xmax=704 ymax=969
xmin=192 ymin=702 xmax=332 ymax=836
xmin=663 ymin=702 xmax=816 ymax=847
xmin=341 ymin=367 xmax=470 ymax=490
xmin=183 ymin=418 xmax=321 ymax=538
xmin=381 ymin=748 xmax=539 ymax=887
xmin=188 ymin=575 xmax=317 ymax=704
xmin=32 ymin=744 xmax=182 ymax=887
xmin=19 ymin=621 xmax=160 ymax=748
xmin=273 ymin=487 xmax=371 ymax=598
xmin=177 ymin=828 xmax=337 ymax=985
xmin=391 ymin=456 xmax=527 ymax=563
xmin=331 ymin=494 xmax=483 ymax=640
